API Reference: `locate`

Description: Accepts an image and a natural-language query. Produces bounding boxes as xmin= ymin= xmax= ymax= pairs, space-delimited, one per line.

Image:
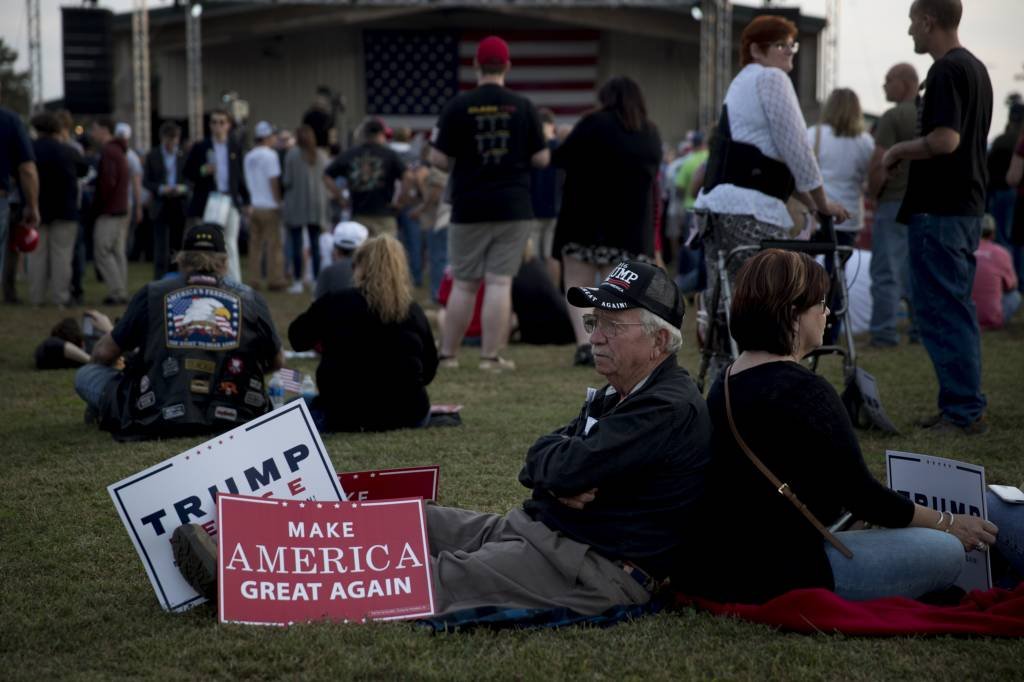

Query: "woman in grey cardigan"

xmin=282 ymin=124 xmax=328 ymax=292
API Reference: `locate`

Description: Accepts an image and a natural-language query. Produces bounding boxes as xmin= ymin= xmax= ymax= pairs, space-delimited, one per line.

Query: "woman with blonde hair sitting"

xmin=289 ymin=235 xmax=438 ymax=432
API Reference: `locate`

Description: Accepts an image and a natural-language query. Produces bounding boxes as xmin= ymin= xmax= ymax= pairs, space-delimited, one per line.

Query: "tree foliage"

xmin=0 ymin=39 xmax=31 ymax=117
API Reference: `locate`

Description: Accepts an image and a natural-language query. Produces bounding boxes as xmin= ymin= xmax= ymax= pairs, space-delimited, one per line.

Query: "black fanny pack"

xmin=703 ymin=104 xmax=796 ymax=202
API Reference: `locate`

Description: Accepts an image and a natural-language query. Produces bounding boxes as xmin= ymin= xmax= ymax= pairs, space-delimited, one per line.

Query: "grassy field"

xmin=2 ymin=260 xmax=1022 ymax=680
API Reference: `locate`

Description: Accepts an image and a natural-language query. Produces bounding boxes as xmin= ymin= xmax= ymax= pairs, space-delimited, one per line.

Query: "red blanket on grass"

xmin=675 ymin=584 xmax=1024 ymax=636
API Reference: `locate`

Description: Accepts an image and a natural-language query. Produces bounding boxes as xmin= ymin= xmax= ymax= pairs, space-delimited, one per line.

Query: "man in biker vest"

xmin=74 ymin=223 xmax=284 ymax=440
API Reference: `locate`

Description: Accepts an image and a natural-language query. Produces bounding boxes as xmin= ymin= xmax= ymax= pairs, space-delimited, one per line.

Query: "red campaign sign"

xmin=338 ymin=465 xmax=439 ymax=502
xmin=217 ymin=494 xmax=435 ymax=625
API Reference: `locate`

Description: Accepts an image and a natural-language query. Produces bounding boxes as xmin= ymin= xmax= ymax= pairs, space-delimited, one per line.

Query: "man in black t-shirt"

xmin=883 ymin=0 xmax=992 ymax=435
xmin=323 ymin=118 xmax=405 ymax=237
xmin=430 ymin=35 xmax=550 ymax=371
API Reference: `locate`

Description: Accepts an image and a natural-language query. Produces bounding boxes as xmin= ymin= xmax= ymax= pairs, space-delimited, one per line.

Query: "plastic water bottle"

xmin=301 ymin=374 xmax=317 ymax=404
xmin=268 ymin=372 xmax=285 ymax=409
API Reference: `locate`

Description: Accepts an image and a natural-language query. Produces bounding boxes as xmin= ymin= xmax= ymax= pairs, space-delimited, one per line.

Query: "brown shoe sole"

xmin=171 ymin=524 xmax=219 ymax=602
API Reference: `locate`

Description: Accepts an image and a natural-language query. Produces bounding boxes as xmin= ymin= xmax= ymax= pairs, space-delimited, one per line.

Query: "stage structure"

xmin=112 ymin=1 xmax=824 ymax=147
xmin=132 ymin=0 xmax=152 ymax=152
xmin=26 ymin=0 xmax=43 ymax=112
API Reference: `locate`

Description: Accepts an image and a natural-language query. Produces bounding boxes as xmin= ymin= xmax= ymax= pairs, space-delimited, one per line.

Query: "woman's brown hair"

xmin=740 ymin=15 xmax=798 ymax=67
xmin=598 ymin=76 xmax=650 ymax=133
xmin=729 ymin=249 xmax=830 ymax=356
xmin=295 ymin=124 xmax=318 ymax=165
xmin=353 ymin=235 xmax=413 ymax=325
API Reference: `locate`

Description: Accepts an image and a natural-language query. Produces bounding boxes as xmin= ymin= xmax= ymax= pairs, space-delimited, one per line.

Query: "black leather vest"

xmin=103 ymin=274 xmax=271 ymax=439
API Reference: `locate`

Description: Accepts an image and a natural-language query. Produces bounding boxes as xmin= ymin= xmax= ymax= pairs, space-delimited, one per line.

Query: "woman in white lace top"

xmin=695 ymin=15 xmax=849 ymax=290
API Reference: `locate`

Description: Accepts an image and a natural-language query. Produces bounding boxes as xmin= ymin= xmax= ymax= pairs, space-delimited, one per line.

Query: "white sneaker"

xmin=439 ymin=356 xmax=459 ymax=369
xmin=287 ymin=281 xmax=304 ymax=294
xmin=479 ymin=356 xmax=516 ymax=372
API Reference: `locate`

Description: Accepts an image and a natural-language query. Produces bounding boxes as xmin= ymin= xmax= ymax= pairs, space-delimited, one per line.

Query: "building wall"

xmin=603 ymin=31 xmax=700 ymax=148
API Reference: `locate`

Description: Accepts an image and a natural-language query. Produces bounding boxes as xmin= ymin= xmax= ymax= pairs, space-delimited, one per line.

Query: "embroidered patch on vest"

xmin=185 ymin=358 xmax=216 ymax=374
xmin=137 ymin=391 xmax=156 ymax=410
xmin=162 ymin=403 xmax=186 ymax=420
xmin=161 ymin=357 xmax=179 ymax=378
xmin=165 ymin=286 xmax=241 ymax=350
xmin=214 ymin=406 xmax=238 ymax=421
xmin=244 ymin=390 xmax=265 ymax=407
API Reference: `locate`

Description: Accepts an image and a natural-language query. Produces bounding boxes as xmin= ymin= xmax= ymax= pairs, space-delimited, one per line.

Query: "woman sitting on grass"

xmin=288 ymin=235 xmax=438 ymax=432
xmin=674 ymin=249 xmax=1011 ymax=604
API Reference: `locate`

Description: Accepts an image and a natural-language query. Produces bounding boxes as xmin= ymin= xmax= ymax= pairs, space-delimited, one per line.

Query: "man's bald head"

xmin=884 ymin=63 xmax=920 ymax=103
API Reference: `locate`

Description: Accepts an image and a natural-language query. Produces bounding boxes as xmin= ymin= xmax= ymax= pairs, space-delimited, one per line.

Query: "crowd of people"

xmin=3 ymin=0 xmax=1023 ymax=614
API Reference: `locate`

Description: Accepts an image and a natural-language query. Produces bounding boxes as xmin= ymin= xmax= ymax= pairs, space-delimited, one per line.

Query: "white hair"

xmin=639 ymin=308 xmax=682 ymax=355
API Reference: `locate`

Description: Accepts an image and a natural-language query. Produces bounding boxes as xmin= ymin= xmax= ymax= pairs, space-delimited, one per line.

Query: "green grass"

xmin=2 ymin=260 xmax=1022 ymax=680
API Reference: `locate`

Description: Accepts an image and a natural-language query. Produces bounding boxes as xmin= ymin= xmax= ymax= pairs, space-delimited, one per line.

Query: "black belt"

xmin=620 ymin=561 xmax=663 ymax=593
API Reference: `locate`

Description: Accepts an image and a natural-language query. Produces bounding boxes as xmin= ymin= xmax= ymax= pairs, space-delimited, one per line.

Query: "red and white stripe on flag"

xmin=458 ymin=30 xmax=599 ymax=117
xmin=376 ymin=30 xmax=599 ymax=132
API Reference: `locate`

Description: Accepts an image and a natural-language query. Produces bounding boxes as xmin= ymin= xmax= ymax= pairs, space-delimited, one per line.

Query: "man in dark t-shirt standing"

xmin=323 ymin=118 xmax=405 ymax=237
xmin=430 ymin=35 xmax=550 ymax=371
xmin=884 ymin=0 xmax=993 ymax=435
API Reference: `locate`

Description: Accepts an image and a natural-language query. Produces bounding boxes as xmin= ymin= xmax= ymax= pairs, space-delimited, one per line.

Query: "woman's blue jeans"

xmin=825 ymin=527 xmax=964 ymax=600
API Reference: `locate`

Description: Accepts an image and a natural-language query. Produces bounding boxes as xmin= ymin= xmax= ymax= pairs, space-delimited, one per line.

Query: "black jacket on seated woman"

xmin=673 ymin=249 xmax=998 ymax=604
xmin=288 ymin=235 xmax=438 ymax=432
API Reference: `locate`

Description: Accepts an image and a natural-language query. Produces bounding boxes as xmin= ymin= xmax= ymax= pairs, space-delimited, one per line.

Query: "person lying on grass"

xmin=174 ymin=260 xmax=712 ymax=615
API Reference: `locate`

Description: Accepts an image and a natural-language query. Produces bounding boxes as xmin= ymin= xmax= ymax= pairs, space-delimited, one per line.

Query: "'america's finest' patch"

xmin=164 ymin=287 xmax=241 ymax=350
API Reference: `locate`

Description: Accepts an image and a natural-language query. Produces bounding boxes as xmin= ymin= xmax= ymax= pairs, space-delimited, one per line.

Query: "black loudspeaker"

xmin=62 ymin=7 xmax=114 ymax=115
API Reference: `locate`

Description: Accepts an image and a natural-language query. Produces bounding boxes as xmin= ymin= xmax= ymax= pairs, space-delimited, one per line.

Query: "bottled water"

xmin=301 ymin=374 xmax=317 ymax=403
xmin=268 ymin=373 xmax=285 ymax=409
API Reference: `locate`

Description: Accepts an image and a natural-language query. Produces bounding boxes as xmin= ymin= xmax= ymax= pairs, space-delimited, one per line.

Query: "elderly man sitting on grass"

xmin=172 ymin=261 xmax=711 ymax=616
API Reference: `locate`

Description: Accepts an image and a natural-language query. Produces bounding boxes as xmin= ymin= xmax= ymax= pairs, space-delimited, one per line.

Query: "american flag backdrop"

xmin=363 ymin=29 xmax=600 ymax=130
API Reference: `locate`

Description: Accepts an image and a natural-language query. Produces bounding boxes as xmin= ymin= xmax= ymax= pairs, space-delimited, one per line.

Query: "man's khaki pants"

xmin=353 ymin=214 xmax=398 ymax=238
xmin=28 ymin=219 xmax=77 ymax=306
xmin=94 ymin=214 xmax=130 ymax=300
xmin=248 ymin=208 xmax=287 ymax=289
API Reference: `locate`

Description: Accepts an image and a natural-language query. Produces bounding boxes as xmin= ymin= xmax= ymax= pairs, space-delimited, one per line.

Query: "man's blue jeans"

xmin=0 ymin=196 xmax=9 ymax=278
xmin=74 ymin=363 xmax=120 ymax=411
xmin=988 ymin=188 xmax=1023 ymax=292
xmin=427 ymin=226 xmax=448 ymax=303
xmin=869 ymin=201 xmax=913 ymax=344
xmin=908 ymin=213 xmax=987 ymax=425
xmin=398 ymin=210 xmax=423 ymax=287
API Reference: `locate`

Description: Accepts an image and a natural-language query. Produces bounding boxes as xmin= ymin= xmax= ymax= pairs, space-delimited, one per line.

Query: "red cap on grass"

xmin=476 ymin=36 xmax=510 ymax=66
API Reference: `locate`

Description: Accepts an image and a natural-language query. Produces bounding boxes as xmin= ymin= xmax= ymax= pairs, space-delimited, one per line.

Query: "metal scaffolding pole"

xmin=698 ymin=0 xmax=731 ymax=131
xmin=186 ymin=2 xmax=204 ymax=140
xmin=822 ymin=0 xmax=840 ymax=100
xmin=26 ymin=0 xmax=42 ymax=112
xmin=132 ymin=0 xmax=151 ymax=152
xmin=716 ymin=0 xmax=732 ymax=117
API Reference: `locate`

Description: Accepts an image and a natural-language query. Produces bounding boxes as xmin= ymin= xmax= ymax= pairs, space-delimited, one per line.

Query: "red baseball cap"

xmin=476 ymin=36 xmax=510 ymax=66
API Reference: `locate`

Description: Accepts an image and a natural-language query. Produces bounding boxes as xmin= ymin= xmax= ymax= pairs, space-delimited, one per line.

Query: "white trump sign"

xmin=108 ymin=401 xmax=346 ymax=612
xmin=886 ymin=450 xmax=991 ymax=592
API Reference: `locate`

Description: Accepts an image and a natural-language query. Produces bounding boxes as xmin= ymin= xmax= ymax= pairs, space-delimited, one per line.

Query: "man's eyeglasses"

xmin=210 ymin=119 xmax=229 ymax=126
xmin=770 ymin=41 xmax=799 ymax=54
xmin=582 ymin=313 xmax=644 ymax=337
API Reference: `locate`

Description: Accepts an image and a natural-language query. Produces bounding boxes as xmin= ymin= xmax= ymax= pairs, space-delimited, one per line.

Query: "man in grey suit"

xmin=143 ymin=121 xmax=188 ymax=279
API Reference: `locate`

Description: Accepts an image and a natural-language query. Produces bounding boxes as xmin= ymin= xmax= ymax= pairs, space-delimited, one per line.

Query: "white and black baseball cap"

xmin=567 ymin=260 xmax=684 ymax=328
